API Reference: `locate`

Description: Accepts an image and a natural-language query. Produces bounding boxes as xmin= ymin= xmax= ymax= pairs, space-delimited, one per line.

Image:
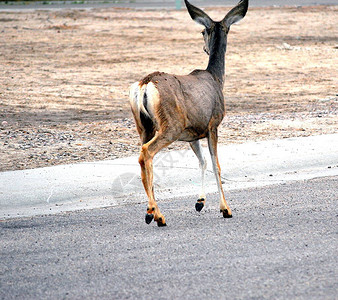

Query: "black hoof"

xmin=221 ymin=209 xmax=233 ymax=218
xmin=195 ymin=202 xmax=204 ymax=212
xmin=145 ymin=213 xmax=154 ymax=224
xmin=157 ymin=217 xmax=167 ymax=227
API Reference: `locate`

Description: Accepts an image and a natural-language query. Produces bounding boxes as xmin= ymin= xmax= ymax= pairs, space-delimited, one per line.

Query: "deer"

xmin=129 ymin=0 xmax=248 ymax=226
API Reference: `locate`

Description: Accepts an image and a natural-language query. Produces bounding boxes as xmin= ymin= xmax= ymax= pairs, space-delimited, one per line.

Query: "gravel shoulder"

xmin=0 ymin=5 xmax=337 ymax=171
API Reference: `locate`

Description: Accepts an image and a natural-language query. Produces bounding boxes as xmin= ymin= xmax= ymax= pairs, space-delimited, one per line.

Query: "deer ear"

xmin=184 ymin=0 xmax=213 ymax=29
xmin=222 ymin=0 xmax=248 ymax=29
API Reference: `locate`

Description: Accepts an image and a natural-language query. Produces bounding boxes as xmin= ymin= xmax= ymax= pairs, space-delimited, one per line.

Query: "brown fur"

xmin=139 ymin=71 xmax=164 ymax=86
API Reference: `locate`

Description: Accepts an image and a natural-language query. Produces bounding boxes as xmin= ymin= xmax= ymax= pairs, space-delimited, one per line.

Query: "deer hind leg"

xmin=207 ymin=129 xmax=232 ymax=218
xmin=190 ymin=140 xmax=207 ymax=212
xmin=139 ymin=132 xmax=174 ymax=227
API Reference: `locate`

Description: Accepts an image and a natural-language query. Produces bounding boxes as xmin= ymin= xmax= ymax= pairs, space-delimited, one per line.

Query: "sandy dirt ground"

xmin=0 ymin=5 xmax=337 ymax=172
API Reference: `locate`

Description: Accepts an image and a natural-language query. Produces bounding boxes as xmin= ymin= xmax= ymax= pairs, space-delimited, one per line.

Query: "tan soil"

xmin=0 ymin=5 xmax=337 ymax=172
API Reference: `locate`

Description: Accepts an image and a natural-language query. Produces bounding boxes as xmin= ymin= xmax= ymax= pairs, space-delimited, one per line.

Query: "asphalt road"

xmin=1 ymin=176 xmax=337 ymax=299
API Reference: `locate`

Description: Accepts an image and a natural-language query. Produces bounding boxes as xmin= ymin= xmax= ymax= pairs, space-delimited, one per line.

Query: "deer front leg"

xmin=207 ymin=130 xmax=232 ymax=218
xmin=190 ymin=140 xmax=207 ymax=212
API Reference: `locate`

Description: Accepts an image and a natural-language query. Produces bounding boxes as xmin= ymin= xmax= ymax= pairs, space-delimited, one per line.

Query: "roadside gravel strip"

xmin=1 ymin=0 xmax=338 ymax=11
xmin=1 ymin=5 xmax=337 ymax=171
xmin=1 ymin=134 xmax=337 ymax=219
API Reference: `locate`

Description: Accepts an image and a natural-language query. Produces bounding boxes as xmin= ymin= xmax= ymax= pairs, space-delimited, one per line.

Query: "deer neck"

xmin=206 ymin=31 xmax=227 ymax=86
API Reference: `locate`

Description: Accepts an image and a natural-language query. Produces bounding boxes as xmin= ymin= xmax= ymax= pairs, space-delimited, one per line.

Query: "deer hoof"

xmin=221 ymin=209 xmax=232 ymax=218
xmin=195 ymin=202 xmax=204 ymax=212
xmin=145 ymin=213 xmax=154 ymax=224
xmin=156 ymin=217 xmax=167 ymax=227
xmin=195 ymin=198 xmax=205 ymax=212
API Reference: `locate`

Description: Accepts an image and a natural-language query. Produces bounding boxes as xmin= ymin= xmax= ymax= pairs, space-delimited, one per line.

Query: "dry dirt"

xmin=0 ymin=5 xmax=337 ymax=172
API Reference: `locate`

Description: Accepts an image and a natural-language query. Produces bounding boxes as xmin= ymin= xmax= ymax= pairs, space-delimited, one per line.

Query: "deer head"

xmin=184 ymin=0 xmax=248 ymax=55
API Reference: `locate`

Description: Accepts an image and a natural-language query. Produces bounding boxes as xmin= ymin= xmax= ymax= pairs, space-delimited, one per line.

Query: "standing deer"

xmin=129 ymin=0 xmax=248 ymax=226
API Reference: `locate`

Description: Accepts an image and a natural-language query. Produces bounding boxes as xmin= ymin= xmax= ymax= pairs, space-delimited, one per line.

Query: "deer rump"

xmin=130 ymin=70 xmax=225 ymax=143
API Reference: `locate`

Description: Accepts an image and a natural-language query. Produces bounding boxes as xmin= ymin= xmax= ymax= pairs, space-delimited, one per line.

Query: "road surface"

xmin=1 ymin=176 xmax=337 ymax=299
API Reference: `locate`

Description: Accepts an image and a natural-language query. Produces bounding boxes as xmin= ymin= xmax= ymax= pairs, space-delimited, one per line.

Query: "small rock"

xmin=277 ymin=42 xmax=293 ymax=50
